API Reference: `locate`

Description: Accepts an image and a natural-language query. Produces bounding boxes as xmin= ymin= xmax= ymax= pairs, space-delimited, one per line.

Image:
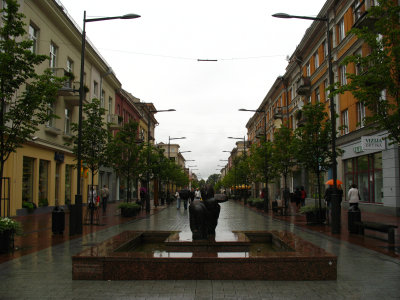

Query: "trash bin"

xmin=52 ymin=206 xmax=65 ymax=234
xmin=348 ymin=205 xmax=361 ymax=234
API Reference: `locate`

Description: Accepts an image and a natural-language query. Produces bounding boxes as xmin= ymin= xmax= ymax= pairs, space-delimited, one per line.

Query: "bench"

xmin=354 ymin=221 xmax=398 ymax=244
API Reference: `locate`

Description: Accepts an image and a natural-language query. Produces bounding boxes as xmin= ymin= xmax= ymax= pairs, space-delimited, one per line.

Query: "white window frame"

xmin=356 ymin=102 xmax=366 ymax=128
xmin=49 ymin=42 xmax=57 ymax=68
xmin=315 ymin=87 xmax=320 ymax=103
xmin=341 ymin=109 xmax=349 ymax=135
xmin=66 ymin=58 xmax=73 ymax=73
xmin=101 ymin=90 xmax=105 ymax=108
xmin=109 ymin=97 xmax=113 ymax=114
xmin=306 ymin=63 xmax=311 ymax=76
xmin=64 ymin=108 xmax=71 ymax=134
xmin=314 ymin=51 xmax=319 ymax=69
xmin=340 ymin=65 xmax=347 ymax=85
xmin=93 ymin=81 xmax=98 ymax=97
xmin=338 ymin=18 xmax=345 ymax=43
xmin=29 ymin=24 xmax=38 ymax=54
xmin=324 ymin=79 xmax=329 ymax=101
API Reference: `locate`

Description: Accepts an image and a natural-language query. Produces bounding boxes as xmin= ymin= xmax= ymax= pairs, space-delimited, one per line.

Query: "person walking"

xmin=195 ymin=188 xmax=201 ymax=200
xmin=175 ymin=191 xmax=181 ymax=209
xmin=100 ymin=184 xmax=109 ymax=213
xmin=294 ymin=187 xmax=301 ymax=212
xmin=348 ymin=183 xmax=360 ymax=209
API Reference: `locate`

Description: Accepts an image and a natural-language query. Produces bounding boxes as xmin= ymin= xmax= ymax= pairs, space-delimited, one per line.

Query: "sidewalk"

xmin=0 ymin=200 xmax=399 ymax=299
xmin=247 ymin=199 xmax=400 ymax=260
xmin=0 ymin=200 xmax=167 ymax=264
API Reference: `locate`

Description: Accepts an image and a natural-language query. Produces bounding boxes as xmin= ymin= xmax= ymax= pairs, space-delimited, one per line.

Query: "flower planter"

xmin=0 ymin=230 xmax=14 ymax=253
xmin=305 ymin=209 xmax=326 ymax=224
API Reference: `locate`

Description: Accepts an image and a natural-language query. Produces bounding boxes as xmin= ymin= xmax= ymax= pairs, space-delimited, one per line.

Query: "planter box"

xmin=0 ymin=230 xmax=14 ymax=253
xmin=305 ymin=209 xmax=326 ymax=224
xmin=120 ymin=207 xmax=140 ymax=217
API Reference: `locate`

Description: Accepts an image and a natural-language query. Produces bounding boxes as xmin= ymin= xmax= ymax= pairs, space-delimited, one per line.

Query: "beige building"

xmin=2 ymin=0 xmax=121 ymax=216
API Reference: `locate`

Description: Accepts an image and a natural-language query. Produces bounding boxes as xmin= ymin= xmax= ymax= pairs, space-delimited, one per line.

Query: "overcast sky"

xmin=59 ymin=0 xmax=327 ymax=180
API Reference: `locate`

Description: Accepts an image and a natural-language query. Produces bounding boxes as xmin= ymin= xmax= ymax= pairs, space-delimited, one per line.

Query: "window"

xmin=39 ymin=160 xmax=49 ymax=203
xmin=323 ymin=40 xmax=328 ymax=58
xmin=380 ymin=89 xmax=387 ymax=101
xmin=49 ymin=42 xmax=57 ymax=68
xmin=101 ymin=90 xmax=105 ymax=108
xmin=356 ymin=102 xmax=365 ymax=128
xmin=109 ymin=97 xmax=113 ymax=113
xmin=341 ymin=109 xmax=349 ymax=135
xmin=29 ymin=24 xmax=38 ymax=54
xmin=22 ymin=156 xmax=34 ymax=203
xmin=344 ymin=153 xmax=382 ymax=203
xmin=338 ymin=18 xmax=345 ymax=42
xmin=315 ymin=87 xmax=320 ymax=103
xmin=65 ymin=165 xmax=73 ymax=205
xmin=306 ymin=63 xmax=310 ymax=76
xmin=340 ymin=65 xmax=347 ymax=85
xmin=67 ymin=58 xmax=73 ymax=73
xmin=64 ymin=108 xmax=71 ymax=134
xmin=47 ymin=102 xmax=56 ymax=127
xmin=314 ymin=51 xmax=319 ymax=69
xmin=93 ymin=81 xmax=98 ymax=97
xmin=324 ymin=79 xmax=329 ymax=101
xmin=117 ymin=104 xmax=120 ymax=115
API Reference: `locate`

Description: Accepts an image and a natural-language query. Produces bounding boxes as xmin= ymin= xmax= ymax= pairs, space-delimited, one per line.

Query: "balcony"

xmin=353 ymin=0 xmax=379 ymax=30
xmin=273 ymin=107 xmax=284 ymax=120
xmin=108 ymin=114 xmax=124 ymax=129
xmin=44 ymin=125 xmax=62 ymax=136
xmin=296 ymin=76 xmax=311 ymax=96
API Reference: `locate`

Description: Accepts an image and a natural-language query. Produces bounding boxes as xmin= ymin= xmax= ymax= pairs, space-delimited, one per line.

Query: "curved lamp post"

xmin=272 ymin=12 xmax=339 ymax=233
xmin=72 ymin=11 xmax=140 ymax=235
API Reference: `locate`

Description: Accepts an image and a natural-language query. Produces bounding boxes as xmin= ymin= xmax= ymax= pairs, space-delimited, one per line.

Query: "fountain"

xmin=73 ymin=190 xmax=337 ymax=280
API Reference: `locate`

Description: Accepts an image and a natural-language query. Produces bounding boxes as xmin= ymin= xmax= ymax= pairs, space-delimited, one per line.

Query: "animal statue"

xmin=189 ymin=185 xmax=228 ymax=240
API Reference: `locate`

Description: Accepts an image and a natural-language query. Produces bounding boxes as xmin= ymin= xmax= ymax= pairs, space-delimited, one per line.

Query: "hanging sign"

xmin=361 ymin=136 xmax=385 ymax=151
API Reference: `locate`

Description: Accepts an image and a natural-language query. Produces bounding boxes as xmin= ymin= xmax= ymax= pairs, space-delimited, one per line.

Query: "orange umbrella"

xmin=325 ymin=179 xmax=343 ymax=186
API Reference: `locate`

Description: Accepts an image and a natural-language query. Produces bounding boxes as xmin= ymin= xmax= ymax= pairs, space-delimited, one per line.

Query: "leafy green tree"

xmin=271 ymin=125 xmax=296 ymax=208
xmin=206 ymin=174 xmax=220 ymax=188
xmin=0 ymin=0 xmax=63 ymax=214
xmin=334 ymin=0 xmax=400 ymax=143
xmin=294 ymin=102 xmax=339 ymax=213
xmin=107 ymin=120 xmax=144 ymax=202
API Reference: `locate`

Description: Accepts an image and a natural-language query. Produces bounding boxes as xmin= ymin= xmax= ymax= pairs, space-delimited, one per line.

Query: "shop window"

xmin=39 ymin=160 xmax=49 ymax=203
xmin=344 ymin=152 xmax=382 ymax=203
xmin=65 ymin=165 xmax=73 ymax=205
xmin=22 ymin=157 xmax=34 ymax=203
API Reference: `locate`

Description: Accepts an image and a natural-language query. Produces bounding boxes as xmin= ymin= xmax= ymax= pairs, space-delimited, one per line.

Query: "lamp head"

xmin=272 ymin=13 xmax=292 ymax=18
xmin=120 ymin=14 xmax=141 ymax=19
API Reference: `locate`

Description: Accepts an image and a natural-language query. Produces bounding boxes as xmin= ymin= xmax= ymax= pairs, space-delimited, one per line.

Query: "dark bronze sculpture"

xmin=189 ymin=186 xmax=228 ymax=240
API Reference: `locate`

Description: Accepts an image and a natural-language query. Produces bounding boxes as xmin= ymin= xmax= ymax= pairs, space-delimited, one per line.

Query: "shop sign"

xmin=353 ymin=145 xmax=363 ymax=153
xmin=361 ymin=136 xmax=385 ymax=151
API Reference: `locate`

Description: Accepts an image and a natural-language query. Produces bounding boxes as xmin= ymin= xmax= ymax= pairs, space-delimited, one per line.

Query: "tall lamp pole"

xmin=167 ymin=136 xmax=186 ymax=202
xmin=146 ymin=109 xmax=175 ymax=212
xmin=239 ymin=108 xmax=269 ymax=211
xmin=71 ymin=11 xmax=140 ymax=235
xmin=272 ymin=12 xmax=339 ymax=233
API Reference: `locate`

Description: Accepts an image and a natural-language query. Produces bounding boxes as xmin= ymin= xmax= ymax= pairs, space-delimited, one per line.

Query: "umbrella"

xmin=325 ymin=179 xmax=343 ymax=186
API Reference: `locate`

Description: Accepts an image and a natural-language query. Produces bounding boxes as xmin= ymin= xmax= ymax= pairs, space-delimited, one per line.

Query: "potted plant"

xmin=39 ymin=198 xmax=48 ymax=207
xmin=0 ymin=217 xmax=23 ymax=253
xmin=22 ymin=201 xmax=36 ymax=213
xmin=118 ymin=202 xmax=141 ymax=217
xmin=299 ymin=204 xmax=326 ymax=224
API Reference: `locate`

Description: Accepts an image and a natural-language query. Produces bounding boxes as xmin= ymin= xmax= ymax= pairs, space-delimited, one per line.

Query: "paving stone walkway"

xmin=0 ymin=201 xmax=399 ymax=299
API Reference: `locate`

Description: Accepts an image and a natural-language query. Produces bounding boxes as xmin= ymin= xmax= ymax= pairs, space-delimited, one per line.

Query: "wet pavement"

xmin=0 ymin=200 xmax=399 ymax=299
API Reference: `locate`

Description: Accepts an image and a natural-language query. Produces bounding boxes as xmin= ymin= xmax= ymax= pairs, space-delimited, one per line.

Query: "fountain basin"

xmin=72 ymin=230 xmax=336 ymax=280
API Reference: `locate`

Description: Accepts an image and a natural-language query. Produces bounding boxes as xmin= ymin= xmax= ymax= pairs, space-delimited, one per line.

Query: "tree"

xmin=107 ymin=120 xmax=144 ymax=202
xmin=70 ymin=99 xmax=108 ymax=223
xmin=294 ymin=102 xmax=338 ymax=216
xmin=206 ymin=174 xmax=220 ymax=188
xmin=334 ymin=0 xmax=400 ymax=143
xmin=271 ymin=125 xmax=296 ymax=210
xmin=0 ymin=0 xmax=63 ymax=214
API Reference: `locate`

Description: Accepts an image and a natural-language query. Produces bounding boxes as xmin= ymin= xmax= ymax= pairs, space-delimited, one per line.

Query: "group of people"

xmin=293 ymin=186 xmax=307 ymax=211
xmin=88 ymin=184 xmax=110 ymax=213
xmin=175 ymin=188 xmax=202 ymax=210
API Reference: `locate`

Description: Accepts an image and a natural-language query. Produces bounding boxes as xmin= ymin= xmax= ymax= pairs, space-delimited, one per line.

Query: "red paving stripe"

xmin=0 ymin=203 xmax=166 ymax=264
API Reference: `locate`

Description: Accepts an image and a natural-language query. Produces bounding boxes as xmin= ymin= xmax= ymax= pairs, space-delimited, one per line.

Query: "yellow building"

xmin=1 ymin=0 xmax=121 ymax=216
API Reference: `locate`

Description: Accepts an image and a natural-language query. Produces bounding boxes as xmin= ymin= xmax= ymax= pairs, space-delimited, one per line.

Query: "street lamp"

xmin=167 ymin=136 xmax=186 ymax=202
xmin=146 ymin=109 xmax=175 ymax=212
xmin=272 ymin=12 xmax=339 ymax=233
xmin=239 ymin=108 xmax=270 ymax=211
xmin=71 ymin=11 xmax=140 ymax=235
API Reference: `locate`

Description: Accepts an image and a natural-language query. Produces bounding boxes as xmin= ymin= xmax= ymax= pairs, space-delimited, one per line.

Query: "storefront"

xmin=340 ymin=132 xmax=400 ymax=215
